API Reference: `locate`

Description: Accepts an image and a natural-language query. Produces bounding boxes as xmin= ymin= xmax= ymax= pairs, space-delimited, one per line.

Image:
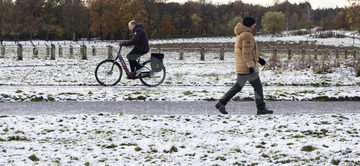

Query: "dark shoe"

xmin=257 ymin=108 xmax=273 ymax=115
xmin=215 ymin=102 xmax=228 ymax=114
xmin=127 ymin=72 xmax=139 ymax=79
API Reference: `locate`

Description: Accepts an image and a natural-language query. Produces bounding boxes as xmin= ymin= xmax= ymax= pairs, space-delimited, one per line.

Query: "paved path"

xmin=1 ymin=101 xmax=359 ymax=115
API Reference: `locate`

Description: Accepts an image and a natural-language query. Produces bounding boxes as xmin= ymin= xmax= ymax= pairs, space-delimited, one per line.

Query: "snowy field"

xmin=0 ymin=45 xmax=359 ymax=102
xmin=0 ymin=32 xmax=360 ymax=165
xmin=0 ymin=113 xmax=359 ymax=165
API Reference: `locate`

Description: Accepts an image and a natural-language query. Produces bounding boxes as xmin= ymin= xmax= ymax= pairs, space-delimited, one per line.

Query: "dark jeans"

xmin=127 ymin=48 xmax=147 ymax=72
xmin=219 ymin=73 xmax=266 ymax=110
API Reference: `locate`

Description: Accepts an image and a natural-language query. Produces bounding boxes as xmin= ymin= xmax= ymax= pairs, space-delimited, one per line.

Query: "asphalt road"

xmin=0 ymin=101 xmax=359 ymax=115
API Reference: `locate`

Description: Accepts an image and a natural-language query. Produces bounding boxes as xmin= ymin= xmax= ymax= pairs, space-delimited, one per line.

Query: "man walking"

xmin=121 ymin=20 xmax=149 ymax=78
xmin=215 ymin=16 xmax=273 ymax=115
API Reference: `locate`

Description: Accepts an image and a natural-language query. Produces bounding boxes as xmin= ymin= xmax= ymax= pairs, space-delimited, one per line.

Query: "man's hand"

xmin=259 ymin=58 xmax=266 ymax=66
xmin=249 ymin=67 xmax=255 ymax=74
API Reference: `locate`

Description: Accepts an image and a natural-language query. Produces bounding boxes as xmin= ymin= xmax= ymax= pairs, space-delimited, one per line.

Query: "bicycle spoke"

xmin=139 ymin=60 xmax=166 ymax=87
xmin=95 ymin=60 xmax=122 ymax=86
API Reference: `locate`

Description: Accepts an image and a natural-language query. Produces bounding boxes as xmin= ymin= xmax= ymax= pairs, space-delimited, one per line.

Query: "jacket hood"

xmin=133 ymin=23 xmax=144 ymax=32
xmin=234 ymin=23 xmax=253 ymax=35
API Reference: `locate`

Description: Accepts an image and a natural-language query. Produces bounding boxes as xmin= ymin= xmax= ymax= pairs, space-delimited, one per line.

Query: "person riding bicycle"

xmin=120 ymin=20 xmax=149 ymax=78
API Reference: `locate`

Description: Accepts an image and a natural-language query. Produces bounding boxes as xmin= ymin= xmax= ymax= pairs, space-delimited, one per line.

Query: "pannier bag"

xmin=150 ymin=53 xmax=164 ymax=72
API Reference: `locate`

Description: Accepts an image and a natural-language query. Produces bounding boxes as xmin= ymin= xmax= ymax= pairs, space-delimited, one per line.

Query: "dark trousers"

xmin=127 ymin=48 xmax=147 ymax=72
xmin=220 ymin=73 xmax=266 ymax=110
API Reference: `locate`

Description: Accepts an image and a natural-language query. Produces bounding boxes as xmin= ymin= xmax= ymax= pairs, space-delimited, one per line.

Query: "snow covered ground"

xmin=0 ymin=49 xmax=359 ymax=102
xmin=0 ymin=32 xmax=360 ymax=165
xmin=0 ymin=113 xmax=359 ymax=165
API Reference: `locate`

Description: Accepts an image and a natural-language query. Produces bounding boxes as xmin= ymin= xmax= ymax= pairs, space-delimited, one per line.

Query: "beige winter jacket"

xmin=234 ymin=23 xmax=259 ymax=74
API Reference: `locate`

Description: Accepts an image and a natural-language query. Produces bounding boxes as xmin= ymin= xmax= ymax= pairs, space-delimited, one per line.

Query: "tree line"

xmin=0 ymin=0 xmax=357 ymax=42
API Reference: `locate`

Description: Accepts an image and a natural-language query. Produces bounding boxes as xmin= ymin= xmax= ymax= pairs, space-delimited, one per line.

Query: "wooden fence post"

xmin=50 ymin=44 xmax=56 ymax=60
xmin=69 ymin=45 xmax=73 ymax=56
xmin=301 ymin=48 xmax=305 ymax=61
xmin=81 ymin=45 xmax=87 ymax=60
xmin=33 ymin=46 xmax=38 ymax=58
xmin=354 ymin=49 xmax=357 ymax=59
xmin=272 ymin=47 xmax=277 ymax=59
xmin=336 ymin=48 xmax=339 ymax=59
xmin=324 ymin=48 xmax=329 ymax=61
xmin=288 ymin=48 xmax=292 ymax=60
xmin=200 ymin=47 xmax=205 ymax=61
xmin=46 ymin=44 xmax=50 ymax=56
xmin=17 ymin=44 xmax=23 ymax=60
xmin=92 ymin=45 xmax=96 ymax=56
xmin=220 ymin=47 xmax=225 ymax=60
xmin=59 ymin=45 xmax=63 ymax=57
xmin=179 ymin=46 xmax=184 ymax=60
xmin=1 ymin=45 xmax=5 ymax=58
xmin=345 ymin=49 xmax=348 ymax=59
xmin=314 ymin=48 xmax=318 ymax=60
xmin=107 ymin=45 xmax=113 ymax=59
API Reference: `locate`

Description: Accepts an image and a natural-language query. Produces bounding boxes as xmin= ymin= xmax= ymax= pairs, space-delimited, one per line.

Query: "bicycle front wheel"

xmin=139 ymin=60 xmax=166 ymax=87
xmin=95 ymin=59 xmax=123 ymax=86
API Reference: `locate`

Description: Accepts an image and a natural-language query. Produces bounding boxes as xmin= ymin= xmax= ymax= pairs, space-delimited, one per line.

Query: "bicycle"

xmin=95 ymin=46 xmax=166 ymax=87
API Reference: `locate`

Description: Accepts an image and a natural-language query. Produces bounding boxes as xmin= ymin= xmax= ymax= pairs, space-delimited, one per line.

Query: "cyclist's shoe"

xmin=215 ymin=102 xmax=228 ymax=114
xmin=257 ymin=108 xmax=274 ymax=115
xmin=136 ymin=67 xmax=145 ymax=76
xmin=127 ymin=72 xmax=139 ymax=79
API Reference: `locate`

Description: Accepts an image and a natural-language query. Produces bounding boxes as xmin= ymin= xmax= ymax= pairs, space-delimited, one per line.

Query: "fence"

xmin=0 ymin=44 xmax=358 ymax=61
xmin=0 ymin=44 xmax=101 ymax=60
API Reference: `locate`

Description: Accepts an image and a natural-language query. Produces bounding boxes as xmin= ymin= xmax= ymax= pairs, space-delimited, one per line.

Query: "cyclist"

xmin=120 ymin=20 xmax=149 ymax=78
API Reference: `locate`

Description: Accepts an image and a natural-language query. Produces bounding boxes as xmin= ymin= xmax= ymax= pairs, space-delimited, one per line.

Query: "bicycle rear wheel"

xmin=95 ymin=59 xmax=123 ymax=86
xmin=139 ymin=60 xmax=166 ymax=87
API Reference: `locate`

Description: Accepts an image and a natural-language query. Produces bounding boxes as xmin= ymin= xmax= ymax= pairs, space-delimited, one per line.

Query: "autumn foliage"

xmin=0 ymin=0 xmax=356 ymax=41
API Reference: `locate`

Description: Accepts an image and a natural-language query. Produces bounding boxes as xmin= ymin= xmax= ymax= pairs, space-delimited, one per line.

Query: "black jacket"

xmin=123 ymin=24 xmax=149 ymax=53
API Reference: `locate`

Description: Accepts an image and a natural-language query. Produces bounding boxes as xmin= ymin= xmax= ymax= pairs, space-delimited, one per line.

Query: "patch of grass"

xmin=301 ymin=145 xmax=316 ymax=152
xmin=43 ymin=129 xmax=55 ymax=133
xmin=331 ymin=159 xmax=341 ymax=165
xmin=15 ymin=130 xmax=25 ymax=134
xmin=29 ymin=154 xmax=40 ymax=162
xmin=215 ymin=156 xmax=226 ymax=161
xmin=15 ymin=90 xmax=23 ymax=93
xmin=293 ymin=135 xmax=305 ymax=138
xmin=105 ymin=144 xmax=118 ymax=149
xmin=262 ymin=153 xmax=270 ymax=158
xmin=170 ymin=145 xmax=178 ymax=153
xmin=255 ymin=145 xmax=265 ymax=149
xmin=26 ymin=117 xmax=35 ymax=120
xmin=136 ymin=96 xmax=147 ymax=100
xmin=183 ymin=91 xmax=193 ymax=96
xmin=30 ymin=96 xmax=44 ymax=102
xmin=201 ymin=90 xmax=209 ymax=93
xmin=338 ymin=115 xmax=349 ymax=120
xmin=7 ymin=136 xmax=28 ymax=141
xmin=135 ymin=146 xmax=142 ymax=152
xmin=320 ymin=129 xmax=328 ymax=134
xmin=185 ymin=153 xmax=196 ymax=156
xmin=164 ymin=145 xmax=178 ymax=153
